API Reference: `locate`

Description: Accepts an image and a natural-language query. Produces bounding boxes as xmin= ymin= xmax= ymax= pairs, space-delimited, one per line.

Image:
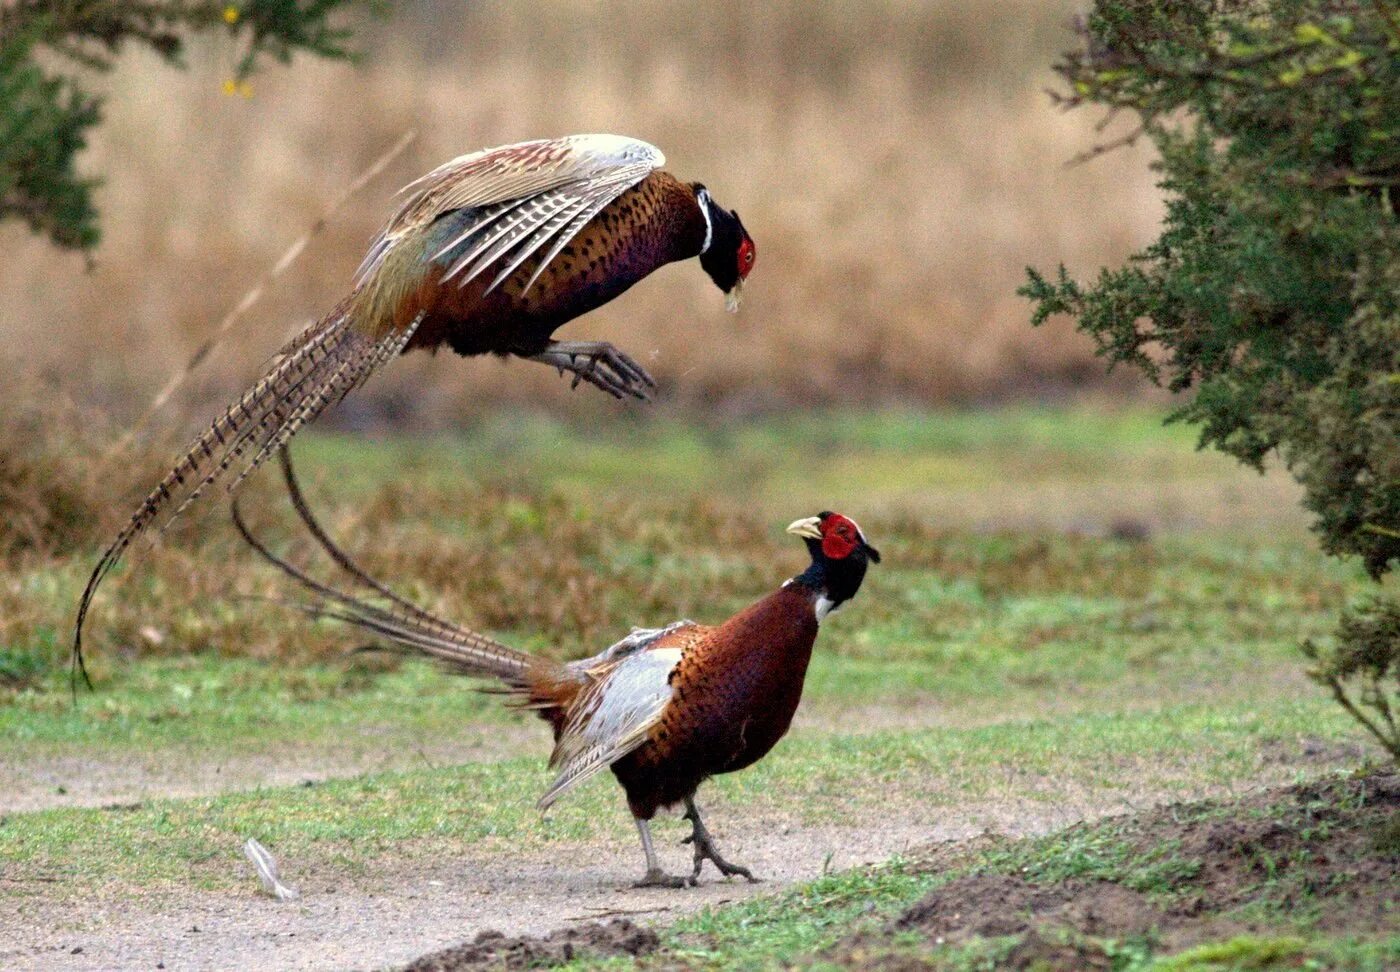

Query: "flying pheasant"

xmin=234 ymin=451 xmax=876 ymax=886
xmin=74 ymin=134 xmax=755 ymax=676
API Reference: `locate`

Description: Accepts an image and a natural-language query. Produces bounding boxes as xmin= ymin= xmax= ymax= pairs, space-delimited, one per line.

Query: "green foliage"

xmin=1021 ymin=0 xmax=1400 ymax=581
xmin=0 ymin=1 xmax=379 ymax=253
xmin=0 ymin=26 xmax=101 ymax=249
xmin=1302 ymin=596 xmax=1400 ymax=760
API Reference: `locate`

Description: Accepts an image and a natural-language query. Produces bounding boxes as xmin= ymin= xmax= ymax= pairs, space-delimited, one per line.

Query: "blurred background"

xmin=3 ymin=0 xmax=1163 ymax=426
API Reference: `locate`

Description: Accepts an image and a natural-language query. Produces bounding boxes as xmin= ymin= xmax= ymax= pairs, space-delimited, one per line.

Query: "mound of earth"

xmin=401 ymin=919 xmax=658 ymax=971
xmin=830 ymin=771 xmax=1399 ymax=969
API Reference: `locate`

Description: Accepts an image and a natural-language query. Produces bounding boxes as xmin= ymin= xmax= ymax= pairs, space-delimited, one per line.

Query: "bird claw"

xmin=682 ymin=820 xmax=758 ymax=884
xmin=528 ymin=342 xmax=656 ymax=402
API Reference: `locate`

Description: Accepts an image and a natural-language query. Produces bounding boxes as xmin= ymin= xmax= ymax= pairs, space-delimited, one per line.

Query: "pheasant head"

xmin=694 ymin=185 xmax=755 ymax=312
xmin=785 ymin=512 xmax=880 ymax=621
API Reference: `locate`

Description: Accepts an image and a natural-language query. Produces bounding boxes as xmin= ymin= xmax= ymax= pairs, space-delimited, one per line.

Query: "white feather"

xmin=538 ymin=623 xmax=693 ymax=809
xmin=696 ymin=188 xmax=714 ymax=255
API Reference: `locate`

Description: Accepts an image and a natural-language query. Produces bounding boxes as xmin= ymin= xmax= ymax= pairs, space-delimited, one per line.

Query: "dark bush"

xmin=1022 ymin=0 xmax=1399 ymax=760
xmin=0 ymin=0 xmax=379 ymax=253
xmin=1303 ymin=598 xmax=1400 ymax=760
xmin=1022 ymin=0 xmax=1398 ymax=580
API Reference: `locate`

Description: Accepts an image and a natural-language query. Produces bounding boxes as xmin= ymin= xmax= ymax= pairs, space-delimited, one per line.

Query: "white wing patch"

xmin=537 ymin=625 xmax=691 ymax=810
xmin=356 ymin=134 xmax=664 ymax=298
xmin=580 ymin=620 xmax=694 ymax=667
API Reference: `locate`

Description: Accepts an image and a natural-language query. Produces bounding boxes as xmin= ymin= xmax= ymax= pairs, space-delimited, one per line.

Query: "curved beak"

xmin=725 ymin=277 xmax=745 ymax=314
xmin=785 ymin=516 xmax=823 ymax=541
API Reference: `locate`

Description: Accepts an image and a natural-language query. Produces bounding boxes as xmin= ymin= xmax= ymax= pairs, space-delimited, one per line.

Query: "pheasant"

xmin=233 ymin=450 xmax=878 ymax=886
xmin=74 ymin=134 xmax=755 ymax=678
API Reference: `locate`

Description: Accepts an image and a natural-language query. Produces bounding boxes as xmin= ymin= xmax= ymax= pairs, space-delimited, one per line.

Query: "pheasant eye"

xmin=737 ymin=238 xmax=756 ymax=274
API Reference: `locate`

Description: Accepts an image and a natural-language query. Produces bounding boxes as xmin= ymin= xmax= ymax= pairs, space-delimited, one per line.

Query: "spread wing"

xmin=537 ymin=622 xmax=699 ymax=810
xmin=356 ymin=134 xmax=664 ymax=297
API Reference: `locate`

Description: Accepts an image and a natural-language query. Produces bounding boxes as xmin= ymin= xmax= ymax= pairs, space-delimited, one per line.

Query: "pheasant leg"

xmin=631 ymin=816 xmax=690 ymax=889
xmin=526 ymin=341 xmax=656 ymax=401
xmin=682 ymin=797 xmax=758 ymax=884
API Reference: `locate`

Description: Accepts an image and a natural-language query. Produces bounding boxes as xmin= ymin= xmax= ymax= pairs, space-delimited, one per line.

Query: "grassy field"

xmin=1 ymin=408 xmax=1393 ymax=969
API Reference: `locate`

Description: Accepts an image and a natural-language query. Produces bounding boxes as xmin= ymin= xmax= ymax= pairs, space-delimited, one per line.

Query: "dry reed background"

xmin=2 ymin=0 xmax=1163 ymax=428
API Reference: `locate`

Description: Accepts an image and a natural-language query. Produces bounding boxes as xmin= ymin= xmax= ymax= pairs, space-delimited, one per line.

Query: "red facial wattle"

xmin=820 ymin=514 xmax=860 ymax=560
xmin=737 ymin=237 xmax=756 ymax=280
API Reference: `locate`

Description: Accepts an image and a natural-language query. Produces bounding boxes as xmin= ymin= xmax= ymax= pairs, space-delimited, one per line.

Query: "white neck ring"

xmin=696 ymin=189 xmax=714 ymax=255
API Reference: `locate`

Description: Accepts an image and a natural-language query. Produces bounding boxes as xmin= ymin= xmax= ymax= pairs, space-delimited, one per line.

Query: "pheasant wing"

xmin=356 ymin=134 xmax=664 ymax=296
xmin=537 ymin=624 xmax=699 ymax=810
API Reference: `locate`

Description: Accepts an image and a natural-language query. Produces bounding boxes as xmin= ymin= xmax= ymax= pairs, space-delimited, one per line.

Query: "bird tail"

xmin=232 ymin=447 xmax=563 ymax=692
xmin=72 ymin=303 xmax=424 ymax=688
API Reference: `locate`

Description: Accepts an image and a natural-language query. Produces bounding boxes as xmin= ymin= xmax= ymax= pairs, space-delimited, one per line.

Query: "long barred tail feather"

xmin=231 ymin=455 xmax=545 ymax=685
xmin=72 ymin=306 xmax=420 ymax=691
xmin=228 ymin=312 xmax=423 ymax=499
xmin=275 ymin=447 xmax=462 ymax=638
xmin=160 ymin=324 xmax=358 ymax=529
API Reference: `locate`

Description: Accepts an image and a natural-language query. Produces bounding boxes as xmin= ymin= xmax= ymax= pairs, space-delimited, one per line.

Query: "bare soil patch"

xmin=827 ymin=771 xmax=1400 ymax=969
xmin=403 ymin=919 xmax=658 ymax=971
xmin=895 ymin=875 xmax=1161 ymax=941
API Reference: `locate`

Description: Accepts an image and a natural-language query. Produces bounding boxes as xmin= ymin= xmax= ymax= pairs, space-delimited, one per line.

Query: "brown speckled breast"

xmin=610 ymin=586 xmax=820 ymax=818
xmin=399 ymin=171 xmax=706 ymax=357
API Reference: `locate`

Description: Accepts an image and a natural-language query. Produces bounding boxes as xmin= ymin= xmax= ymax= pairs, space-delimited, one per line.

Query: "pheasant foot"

xmin=633 ymin=868 xmax=692 ymax=889
xmin=631 ymin=814 xmax=695 ymax=888
xmin=527 ymin=341 xmax=656 ymax=401
xmin=683 ymin=797 xmax=758 ymax=884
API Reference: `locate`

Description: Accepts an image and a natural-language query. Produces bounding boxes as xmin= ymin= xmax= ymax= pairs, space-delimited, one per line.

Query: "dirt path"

xmin=0 ymin=723 xmax=549 ymax=814
xmin=3 ymin=758 xmax=1362 ymax=972
xmin=4 ymin=814 xmax=957 ymax=971
xmin=0 ymin=705 xmax=999 ymax=970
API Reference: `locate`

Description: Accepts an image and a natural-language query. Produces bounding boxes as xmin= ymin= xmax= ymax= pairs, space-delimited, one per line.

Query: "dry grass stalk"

xmin=103 ymin=130 xmax=418 ymax=461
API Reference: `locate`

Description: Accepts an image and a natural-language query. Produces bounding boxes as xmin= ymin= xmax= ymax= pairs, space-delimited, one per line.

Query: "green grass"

xmin=290 ymin=406 xmax=1289 ymax=521
xmin=1152 ymin=936 xmax=1399 ymax=971
xmin=2 ymin=655 xmax=503 ymax=750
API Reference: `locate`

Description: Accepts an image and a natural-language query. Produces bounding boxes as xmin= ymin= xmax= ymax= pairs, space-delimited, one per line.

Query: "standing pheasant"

xmin=74 ymin=134 xmax=755 ymax=674
xmin=234 ymin=455 xmax=876 ymax=886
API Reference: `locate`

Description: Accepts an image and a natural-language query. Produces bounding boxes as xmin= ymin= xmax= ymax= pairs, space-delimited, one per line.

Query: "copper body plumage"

xmin=73 ymin=135 xmax=755 ymax=675
xmin=234 ymin=458 xmax=878 ymax=887
xmin=399 ymin=173 xmax=709 ymax=356
xmin=610 ymin=586 xmax=820 ymax=820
